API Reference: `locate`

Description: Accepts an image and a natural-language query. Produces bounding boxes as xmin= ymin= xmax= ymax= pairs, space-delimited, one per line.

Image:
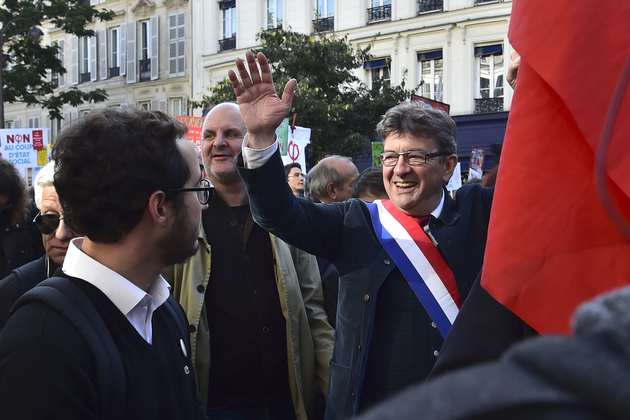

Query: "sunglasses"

xmin=33 ymin=212 xmax=75 ymax=235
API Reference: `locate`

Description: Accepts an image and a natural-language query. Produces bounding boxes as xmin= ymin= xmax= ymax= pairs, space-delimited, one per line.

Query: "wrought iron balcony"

xmin=313 ymin=16 xmax=334 ymax=32
xmin=109 ymin=67 xmax=120 ymax=78
xmin=474 ymin=97 xmax=504 ymax=113
xmin=367 ymin=4 xmax=391 ymax=24
xmin=139 ymin=59 xmax=151 ymax=82
xmin=474 ymin=0 xmax=504 ymax=5
xmin=219 ymin=36 xmax=236 ymax=52
xmin=417 ymin=0 xmax=443 ymax=14
xmin=79 ymin=72 xmax=91 ymax=84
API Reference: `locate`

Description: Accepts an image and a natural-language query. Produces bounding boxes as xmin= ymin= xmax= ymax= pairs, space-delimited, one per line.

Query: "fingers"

xmin=507 ymin=56 xmax=520 ymax=90
xmin=282 ymin=79 xmax=297 ymax=107
xmin=246 ymin=50 xmax=263 ymax=85
xmin=257 ymin=52 xmax=274 ymax=85
xmin=228 ymin=68 xmax=244 ymax=98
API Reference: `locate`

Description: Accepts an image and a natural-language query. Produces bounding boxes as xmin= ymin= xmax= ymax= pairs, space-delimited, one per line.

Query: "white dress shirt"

xmin=62 ymin=237 xmax=171 ymax=344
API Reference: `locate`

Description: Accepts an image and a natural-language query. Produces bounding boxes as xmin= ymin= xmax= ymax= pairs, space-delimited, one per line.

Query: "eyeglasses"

xmin=33 ymin=212 xmax=71 ymax=235
xmin=288 ymin=173 xmax=304 ymax=179
xmin=168 ymin=179 xmax=213 ymax=205
xmin=378 ymin=150 xmax=450 ymax=167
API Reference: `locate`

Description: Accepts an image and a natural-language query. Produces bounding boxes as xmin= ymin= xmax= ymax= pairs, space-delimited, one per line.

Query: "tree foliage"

xmin=0 ymin=0 xmax=115 ymax=121
xmin=193 ymin=29 xmax=418 ymax=165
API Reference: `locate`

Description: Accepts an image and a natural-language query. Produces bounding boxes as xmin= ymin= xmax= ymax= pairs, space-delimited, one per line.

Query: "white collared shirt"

xmin=62 ymin=238 xmax=171 ymax=344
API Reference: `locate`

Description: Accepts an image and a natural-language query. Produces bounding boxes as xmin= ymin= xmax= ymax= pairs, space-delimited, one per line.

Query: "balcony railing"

xmin=313 ymin=16 xmax=334 ymax=32
xmin=109 ymin=67 xmax=120 ymax=78
xmin=139 ymin=59 xmax=151 ymax=82
xmin=219 ymin=36 xmax=236 ymax=52
xmin=417 ymin=0 xmax=443 ymax=14
xmin=474 ymin=97 xmax=504 ymax=113
xmin=79 ymin=72 xmax=91 ymax=84
xmin=367 ymin=5 xmax=391 ymax=24
xmin=474 ymin=0 xmax=504 ymax=5
xmin=51 ymin=77 xmax=59 ymax=89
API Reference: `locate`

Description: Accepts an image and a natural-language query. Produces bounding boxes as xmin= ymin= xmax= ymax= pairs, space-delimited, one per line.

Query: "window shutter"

xmin=168 ymin=14 xmax=177 ymax=77
xmin=150 ymin=15 xmax=159 ymax=80
xmin=70 ymin=36 xmax=78 ymax=85
xmin=62 ymin=112 xmax=70 ymax=129
xmin=158 ymin=98 xmax=168 ymax=112
xmin=126 ymin=21 xmax=137 ymax=84
xmin=120 ymin=24 xmax=127 ymax=76
xmin=182 ymin=95 xmax=189 ymax=116
xmin=13 ymin=119 xmax=20 ymax=128
xmin=99 ymin=29 xmax=108 ymax=80
xmin=177 ymin=13 xmax=185 ymax=76
xmin=151 ymin=99 xmax=159 ymax=110
xmin=90 ymin=0 xmax=98 ymax=5
xmin=58 ymin=40 xmax=66 ymax=87
xmin=90 ymin=36 xmax=97 ymax=82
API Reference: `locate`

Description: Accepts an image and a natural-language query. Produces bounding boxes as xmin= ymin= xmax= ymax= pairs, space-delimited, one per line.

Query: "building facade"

xmin=192 ymin=0 xmax=513 ymax=169
xmin=4 ymin=0 xmax=193 ymax=144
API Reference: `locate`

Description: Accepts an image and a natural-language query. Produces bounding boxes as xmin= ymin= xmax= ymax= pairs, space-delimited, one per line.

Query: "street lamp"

xmin=0 ymin=19 xmax=43 ymax=129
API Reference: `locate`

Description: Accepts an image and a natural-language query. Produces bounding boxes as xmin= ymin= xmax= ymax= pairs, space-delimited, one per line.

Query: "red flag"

xmin=481 ymin=0 xmax=630 ymax=334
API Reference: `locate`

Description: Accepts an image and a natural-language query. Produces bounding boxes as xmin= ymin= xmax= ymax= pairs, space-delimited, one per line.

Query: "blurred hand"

xmin=507 ymin=51 xmax=520 ymax=90
xmin=228 ymin=51 xmax=296 ymax=149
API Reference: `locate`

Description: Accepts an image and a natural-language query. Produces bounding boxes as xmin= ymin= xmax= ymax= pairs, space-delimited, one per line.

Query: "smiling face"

xmin=40 ymin=185 xmax=79 ymax=265
xmin=382 ymin=132 xmax=457 ymax=217
xmin=201 ymin=103 xmax=247 ymax=187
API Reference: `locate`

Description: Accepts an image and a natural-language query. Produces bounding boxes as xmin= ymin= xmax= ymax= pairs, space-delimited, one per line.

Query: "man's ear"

xmin=326 ymin=183 xmax=337 ymax=201
xmin=147 ymin=190 xmax=171 ymax=227
xmin=443 ymin=154 xmax=459 ymax=184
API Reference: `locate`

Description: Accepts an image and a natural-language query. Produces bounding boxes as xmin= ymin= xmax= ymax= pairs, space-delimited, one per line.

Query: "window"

xmin=170 ymin=98 xmax=182 ymax=116
xmin=417 ymin=0 xmax=443 ymax=14
xmin=368 ymin=0 xmax=391 ymax=23
xmin=139 ymin=20 xmax=153 ymax=82
xmin=169 ymin=12 xmax=186 ymax=77
xmin=110 ymin=27 xmax=121 ymax=77
xmin=474 ymin=44 xmax=504 ymax=113
xmin=418 ymin=50 xmax=443 ymax=101
xmin=28 ymin=117 xmax=40 ymax=128
xmin=314 ymin=0 xmax=334 ymax=32
xmin=51 ymin=40 xmax=65 ymax=88
xmin=365 ymin=59 xmax=390 ymax=90
xmin=139 ymin=101 xmax=151 ymax=110
xmin=219 ymin=1 xmax=237 ymax=52
xmin=6 ymin=121 xmax=13 ymax=129
xmin=80 ymin=37 xmax=91 ymax=83
xmin=266 ymin=0 xmax=283 ymax=30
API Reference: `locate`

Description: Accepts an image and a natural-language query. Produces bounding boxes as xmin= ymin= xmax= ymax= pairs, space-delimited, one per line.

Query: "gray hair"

xmin=376 ymin=102 xmax=457 ymax=158
xmin=305 ymin=155 xmax=353 ymax=201
xmin=34 ymin=161 xmax=56 ymax=210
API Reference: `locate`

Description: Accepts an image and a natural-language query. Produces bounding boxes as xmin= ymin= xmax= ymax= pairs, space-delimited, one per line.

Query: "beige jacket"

xmin=163 ymin=228 xmax=334 ymax=420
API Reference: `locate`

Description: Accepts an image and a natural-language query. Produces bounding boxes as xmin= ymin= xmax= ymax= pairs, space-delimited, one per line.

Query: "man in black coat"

xmin=0 ymin=109 xmax=209 ymax=420
xmin=228 ymin=51 xmax=493 ymax=419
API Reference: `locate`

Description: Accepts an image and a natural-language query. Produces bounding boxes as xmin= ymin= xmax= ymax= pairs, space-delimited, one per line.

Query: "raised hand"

xmin=228 ymin=51 xmax=297 ymax=149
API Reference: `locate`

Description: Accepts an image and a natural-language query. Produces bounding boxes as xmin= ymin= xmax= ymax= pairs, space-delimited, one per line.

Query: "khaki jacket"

xmin=163 ymin=228 xmax=334 ymax=420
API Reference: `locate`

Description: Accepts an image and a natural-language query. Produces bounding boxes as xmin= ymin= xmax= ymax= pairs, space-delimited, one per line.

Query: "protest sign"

xmin=0 ymin=128 xmax=50 ymax=178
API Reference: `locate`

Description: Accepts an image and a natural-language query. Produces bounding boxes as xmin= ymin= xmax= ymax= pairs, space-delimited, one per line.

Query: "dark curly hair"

xmin=0 ymin=157 xmax=29 ymax=225
xmin=51 ymin=108 xmax=189 ymax=244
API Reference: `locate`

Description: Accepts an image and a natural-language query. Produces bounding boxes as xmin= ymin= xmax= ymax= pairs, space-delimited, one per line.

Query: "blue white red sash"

xmin=367 ymin=199 xmax=461 ymax=337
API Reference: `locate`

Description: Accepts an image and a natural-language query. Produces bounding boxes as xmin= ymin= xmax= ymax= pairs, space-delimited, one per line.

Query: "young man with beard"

xmin=163 ymin=102 xmax=334 ymax=420
xmin=0 ymin=108 xmax=209 ymax=420
xmin=229 ymin=52 xmax=493 ymax=419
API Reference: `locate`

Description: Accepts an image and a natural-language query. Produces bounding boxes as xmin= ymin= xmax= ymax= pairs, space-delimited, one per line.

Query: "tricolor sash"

xmin=367 ymin=199 xmax=461 ymax=337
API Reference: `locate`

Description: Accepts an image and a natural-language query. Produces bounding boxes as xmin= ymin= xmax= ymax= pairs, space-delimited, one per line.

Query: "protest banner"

xmin=0 ymin=128 xmax=50 ymax=178
xmin=176 ymin=116 xmax=204 ymax=149
xmin=281 ymin=126 xmax=311 ymax=173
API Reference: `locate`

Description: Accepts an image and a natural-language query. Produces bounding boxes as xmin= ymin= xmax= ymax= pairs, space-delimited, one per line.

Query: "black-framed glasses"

xmin=288 ymin=173 xmax=304 ymax=179
xmin=378 ymin=150 xmax=450 ymax=167
xmin=168 ymin=179 xmax=213 ymax=205
xmin=33 ymin=212 xmax=68 ymax=235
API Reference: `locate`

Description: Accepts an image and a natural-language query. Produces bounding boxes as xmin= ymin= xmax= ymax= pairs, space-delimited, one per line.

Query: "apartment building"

xmin=191 ymin=0 xmax=513 ymax=169
xmin=4 ymin=0 xmax=192 ymax=143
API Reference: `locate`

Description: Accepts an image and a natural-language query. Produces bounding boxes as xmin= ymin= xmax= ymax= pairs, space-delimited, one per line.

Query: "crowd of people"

xmin=0 ymin=17 xmax=627 ymax=420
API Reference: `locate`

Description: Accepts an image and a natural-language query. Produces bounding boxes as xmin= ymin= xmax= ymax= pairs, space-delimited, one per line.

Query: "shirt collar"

xmin=62 ymin=237 xmax=171 ymax=316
